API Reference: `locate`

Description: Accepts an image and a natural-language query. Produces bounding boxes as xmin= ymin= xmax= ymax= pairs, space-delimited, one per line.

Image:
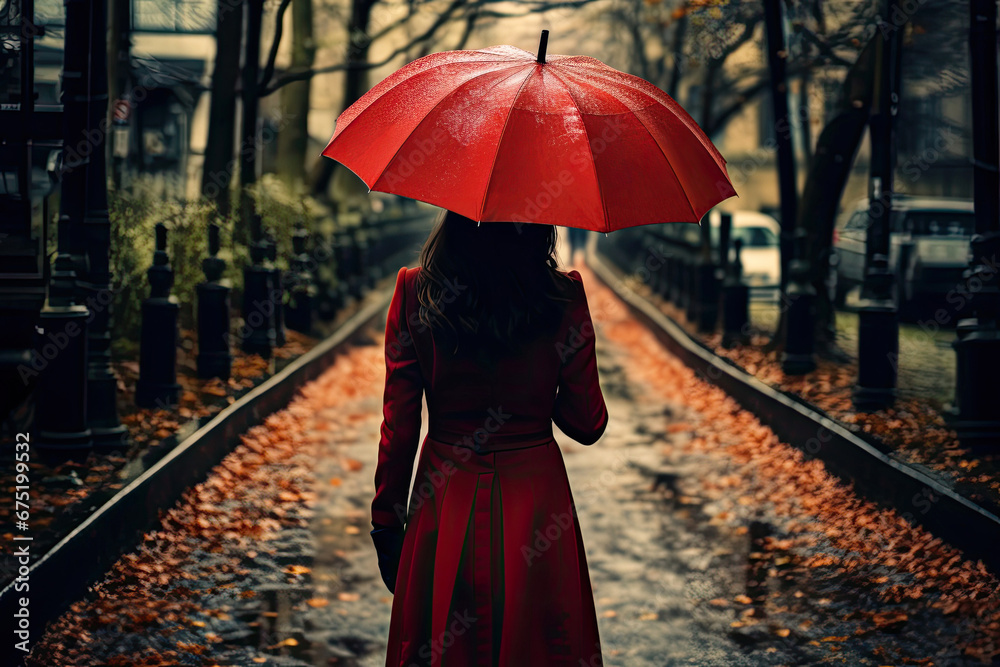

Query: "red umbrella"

xmin=321 ymin=31 xmax=737 ymax=233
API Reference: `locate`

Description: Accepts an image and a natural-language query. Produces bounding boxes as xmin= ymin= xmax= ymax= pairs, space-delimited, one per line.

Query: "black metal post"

xmin=853 ymin=0 xmax=901 ymax=409
xmin=0 ymin=0 xmax=49 ymax=430
xmin=948 ymin=0 xmax=1000 ymax=448
xmin=242 ymin=236 xmax=276 ymax=359
xmin=681 ymin=256 xmax=694 ymax=318
xmin=81 ymin=0 xmax=127 ymax=449
xmin=694 ymin=216 xmax=719 ymax=332
xmin=781 ymin=229 xmax=817 ymax=374
xmin=722 ymin=238 xmax=750 ymax=348
xmin=332 ymin=228 xmax=352 ymax=306
xmin=718 ymin=211 xmax=732 ymax=278
xmin=264 ymin=229 xmax=286 ymax=347
xmin=359 ymin=220 xmax=376 ymax=290
xmin=136 ymin=224 xmax=181 ymax=408
xmin=668 ymin=251 xmax=682 ymax=305
xmin=33 ymin=0 xmax=94 ymax=462
xmin=286 ymin=227 xmax=316 ymax=334
xmin=34 ymin=214 xmax=92 ymax=462
xmin=312 ymin=233 xmax=340 ymax=322
xmin=348 ymin=224 xmax=365 ymax=300
xmin=197 ymin=223 xmax=232 ymax=379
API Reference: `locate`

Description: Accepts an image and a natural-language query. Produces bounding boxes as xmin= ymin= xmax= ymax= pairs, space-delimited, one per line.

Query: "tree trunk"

xmin=240 ymin=0 xmax=265 ymax=245
xmin=699 ymin=59 xmax=720 ymax=132
xmin=107 ymin=0 xmax=131 ymax=189
xmin=776 ymin=36 xmax=877 ymax=357
xmin=201 ymin=0 xmax=244 ymax=218
xmin=798 ymin=69 xmax=812 ymax=165
xmin=666 ymin=13 xmax=687 ymax=100
xmin=307 ymin=0 xmax=376 ymax=199
xmin=277 ymin=0 xmax=315 ymax=189
xmin=763 ymin=0 xmax=798 ymax=298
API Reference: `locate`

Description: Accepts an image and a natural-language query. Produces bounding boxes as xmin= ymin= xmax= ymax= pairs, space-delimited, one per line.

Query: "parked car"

xmin=830 ymin=195 xmax=974 ymax=318
xmin=707 ymin=209 xmax=782 ymax=301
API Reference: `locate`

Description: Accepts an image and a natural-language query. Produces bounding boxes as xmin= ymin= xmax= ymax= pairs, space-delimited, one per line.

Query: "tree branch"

xmin=258 ymin=0 xmax=294 ymax=92
xmin=260 ymin=0 xmax=599 ymax=96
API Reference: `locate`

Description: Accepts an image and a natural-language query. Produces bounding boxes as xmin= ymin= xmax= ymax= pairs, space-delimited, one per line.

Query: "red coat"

xmin=374 ymin=265 xmax=609 ymax=667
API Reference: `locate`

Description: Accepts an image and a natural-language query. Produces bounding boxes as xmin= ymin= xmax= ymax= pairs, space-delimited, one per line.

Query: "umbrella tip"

xmin=537 ymin=30 xmax=549 ymax=64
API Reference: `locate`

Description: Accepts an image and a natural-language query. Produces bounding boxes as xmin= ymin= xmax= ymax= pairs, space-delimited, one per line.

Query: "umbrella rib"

xmin=546 ymin=69 xmax=610 ymax=233
xmin=557 ymin=62 xmax=726 ymax=166
xmin=477 ymin=67 xmax=539 ymax=222
xmin=367 ymin=66 xmax=531 ymax=193
xmin=555 ymin=64 xmax=711 ymax=221
xmin=628 ymin=109 xmax=699 ymax=222
xmin=332 ymin=59 xmax=525 ymax=147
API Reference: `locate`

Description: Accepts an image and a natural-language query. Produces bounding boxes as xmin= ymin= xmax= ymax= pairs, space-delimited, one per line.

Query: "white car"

xmin=706 ymin=210 xmax=782 ymax=301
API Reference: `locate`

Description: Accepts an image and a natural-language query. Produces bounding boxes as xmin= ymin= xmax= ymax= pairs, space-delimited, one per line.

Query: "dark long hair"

xmin=415 ymin=210 xmax=577 ymax=360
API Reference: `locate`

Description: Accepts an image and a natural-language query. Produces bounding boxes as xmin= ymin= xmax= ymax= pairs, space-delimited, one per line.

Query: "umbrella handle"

xmin=537 ymin=30 xmax=549 ymax=64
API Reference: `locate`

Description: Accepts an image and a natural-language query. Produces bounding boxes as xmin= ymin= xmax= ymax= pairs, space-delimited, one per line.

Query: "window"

xmin=132 ymin=0 xmax=215 ymax=34
xmin=710 ymin=223 xmax=779 ymax=248
xmin=732 ymin=226 xmax=779 ymax=248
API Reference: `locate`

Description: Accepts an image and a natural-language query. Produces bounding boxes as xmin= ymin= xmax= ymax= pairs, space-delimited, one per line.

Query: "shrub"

xmin=108 ymin=175 xmax=335 ymax=346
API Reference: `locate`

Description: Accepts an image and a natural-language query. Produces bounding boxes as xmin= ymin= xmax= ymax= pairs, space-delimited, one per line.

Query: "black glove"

xmin=370 ymin=524 xmax=405 ymax=593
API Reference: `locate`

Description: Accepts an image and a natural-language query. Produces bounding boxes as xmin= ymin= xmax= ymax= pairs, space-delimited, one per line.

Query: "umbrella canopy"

xmin=322 ymin=33 xmax=737 ymax=232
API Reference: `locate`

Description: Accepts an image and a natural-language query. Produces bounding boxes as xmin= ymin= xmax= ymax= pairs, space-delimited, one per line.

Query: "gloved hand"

xmin=370 ymin=524 xmax=405 ymax=593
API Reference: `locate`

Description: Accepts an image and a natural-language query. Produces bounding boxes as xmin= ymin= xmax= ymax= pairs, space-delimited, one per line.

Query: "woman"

xmin=370 ymin=209 xmax=609 ymax=667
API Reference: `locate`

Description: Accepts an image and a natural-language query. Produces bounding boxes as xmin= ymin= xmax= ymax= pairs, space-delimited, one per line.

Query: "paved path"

xmin=26 ymin=251 xmax=994 ymax=666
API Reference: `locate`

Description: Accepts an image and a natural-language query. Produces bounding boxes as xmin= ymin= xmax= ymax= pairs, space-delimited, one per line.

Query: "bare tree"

xmin=250 ymin=0 xmax=601 ymax=199
xmin=201 ymin=0 xmax=244 ymax=217
xmin=276 ymin=0 xmax=316 ymax=188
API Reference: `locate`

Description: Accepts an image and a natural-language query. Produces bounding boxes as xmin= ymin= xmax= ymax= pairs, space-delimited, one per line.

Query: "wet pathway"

xmin=25 ymin=256 xmax=997 ymax=666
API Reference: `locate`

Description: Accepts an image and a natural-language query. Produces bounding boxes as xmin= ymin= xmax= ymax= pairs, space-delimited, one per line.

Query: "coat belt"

xmin=427 ymin=423 xmax=555 ymax=454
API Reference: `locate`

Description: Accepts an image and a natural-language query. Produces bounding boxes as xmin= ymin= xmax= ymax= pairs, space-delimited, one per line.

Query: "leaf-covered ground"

xmin=621 ymin=274 xmax=1000 ymax=518
xmin=0 ymin=287 xmax=387 ymax=592
xmin=23 ymin=261 xmax=999 ymax=666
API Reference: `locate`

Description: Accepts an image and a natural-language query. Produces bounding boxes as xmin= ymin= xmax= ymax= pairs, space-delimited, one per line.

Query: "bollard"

xmin=242 ymin=237 xmax=276 ymax=359
xmin=365 ymin=217 xmax=383 ymax=286
xmin=668 ymin=252 xmax=682 ymax=305
xmin=312 ymin=234 xmax=341 ymax=322
xmin=197 ymin=223 xmax=232 ymax=380
xmin=264 ymin=230 xmax=286 ymax=348
xmin=781 ymin=229 xmax=818 ymax=375
xmin=34 ymin=224 xmax=93 ymax=463
xmin=695 ymin=260 xmax=720 ymax=333
xmin=348 ymin=225 xmax=364 ymax=300
xmin=332 ymin=229 xmax=353 ymax=306
xmin=947 ymin=232 xmax=1000 ymax=448
xmin=721 ymin=239 xmax=750 ymax=348
xmin=693 ymin=217 xmax=719 ymax=333
xmin=136 ymin=223 xmax=181 ymax=408
xmin=684 ymin=257 xmax=698 ymax=322
xmin=285 ymin=227 xmax=316 ymax=334
xmin=358 ymin=225 xmax=376 ymax=291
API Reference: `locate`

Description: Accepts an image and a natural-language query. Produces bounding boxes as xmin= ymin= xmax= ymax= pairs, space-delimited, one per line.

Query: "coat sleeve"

xmin=371 ymin=267 xmax=424 ymax=530
xmin=552 ymin=270 xmax=609 ymax=446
